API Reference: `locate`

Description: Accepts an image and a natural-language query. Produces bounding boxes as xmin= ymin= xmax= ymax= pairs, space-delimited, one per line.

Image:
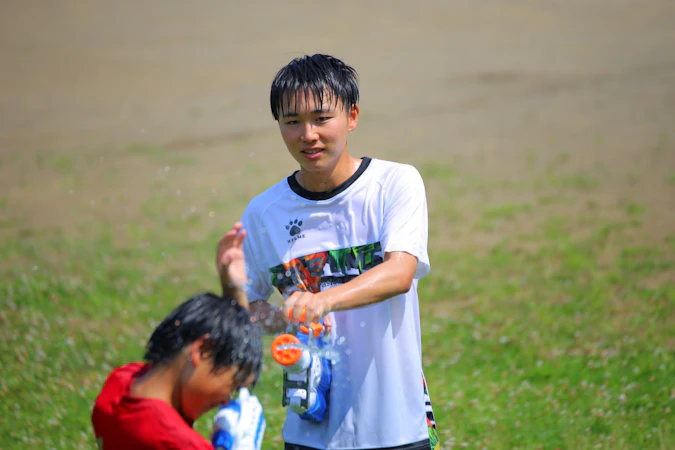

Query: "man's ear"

xmin=348 ymin=104 xmax=359 ymax=132
xmin=187 ymin=334 xmax=212 ymax=367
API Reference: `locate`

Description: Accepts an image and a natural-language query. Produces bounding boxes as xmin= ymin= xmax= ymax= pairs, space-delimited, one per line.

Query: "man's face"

xmin=277 ymin=90 xmax=359 ymax=175
xmin=181 ymin=359 xmax=254 ymax=422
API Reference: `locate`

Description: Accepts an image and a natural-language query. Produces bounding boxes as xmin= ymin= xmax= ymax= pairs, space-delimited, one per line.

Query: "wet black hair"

xmin=270 ymin=54 xmax=359 ymax=121
xmin=144 ymin=292 xmax=263 ymax=388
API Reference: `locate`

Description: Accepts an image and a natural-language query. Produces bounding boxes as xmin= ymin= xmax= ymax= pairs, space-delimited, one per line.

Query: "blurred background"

xmin=1 ymin=1 xmax=674 ymax=448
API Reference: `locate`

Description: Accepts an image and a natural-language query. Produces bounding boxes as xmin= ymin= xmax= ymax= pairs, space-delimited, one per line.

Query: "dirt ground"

xmin=1 ymin=0 xmax=674 ymax=246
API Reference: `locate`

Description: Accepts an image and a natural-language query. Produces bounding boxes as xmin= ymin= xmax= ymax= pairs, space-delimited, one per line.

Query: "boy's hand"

xmin=284 ymin=291 xmax=332 ymax=335
xmin=216 ymin=222 xmax=248 ymax=308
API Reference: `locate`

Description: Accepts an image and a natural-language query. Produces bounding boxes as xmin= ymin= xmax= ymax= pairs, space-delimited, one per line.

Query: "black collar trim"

xmin=287 ymin=157 xmax=372 ymax=201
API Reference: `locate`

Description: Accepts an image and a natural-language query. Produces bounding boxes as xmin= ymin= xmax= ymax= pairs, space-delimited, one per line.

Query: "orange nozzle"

xmin=271 ymin=334 xmax=302 ymax=366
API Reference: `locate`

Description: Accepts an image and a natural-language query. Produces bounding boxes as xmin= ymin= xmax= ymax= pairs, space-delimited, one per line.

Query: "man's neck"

xmin=297 ymin=153 xmax=361 ymax=192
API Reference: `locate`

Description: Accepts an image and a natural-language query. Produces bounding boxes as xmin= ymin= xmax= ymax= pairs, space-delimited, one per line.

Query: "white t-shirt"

xmin=241 ymin=158 xmax=435 ymax=450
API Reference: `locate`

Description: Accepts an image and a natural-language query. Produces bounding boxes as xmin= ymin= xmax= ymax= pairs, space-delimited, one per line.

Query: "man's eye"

xmin=317 ymin=117 xmax=330 ymax=122
xmin=285 ymin=120 xmax=299 ymax=125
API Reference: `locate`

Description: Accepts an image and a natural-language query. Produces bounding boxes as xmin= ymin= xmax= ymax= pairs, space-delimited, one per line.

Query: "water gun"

xmin=270 ymin=308 xmax=331 ymax=422
xmin=212 ymin=388 xmax=265 ymax=450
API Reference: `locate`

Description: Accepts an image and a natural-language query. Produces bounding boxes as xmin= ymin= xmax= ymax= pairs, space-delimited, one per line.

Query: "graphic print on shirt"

xmin=269 ymin=242 xmax=383 ymax=295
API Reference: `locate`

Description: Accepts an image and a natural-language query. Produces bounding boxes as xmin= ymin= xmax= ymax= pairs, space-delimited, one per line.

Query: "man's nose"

xmin=300 ymin=122 xmax=318 ymax=142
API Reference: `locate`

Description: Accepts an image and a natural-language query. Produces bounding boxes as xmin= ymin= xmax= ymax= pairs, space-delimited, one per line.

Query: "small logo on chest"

xmin=286 ymin=218 xmax=305 ymax=243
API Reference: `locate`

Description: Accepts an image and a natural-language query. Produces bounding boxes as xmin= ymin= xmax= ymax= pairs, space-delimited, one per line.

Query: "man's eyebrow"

xmin=283 ymin=108 xmax=334 ymax=118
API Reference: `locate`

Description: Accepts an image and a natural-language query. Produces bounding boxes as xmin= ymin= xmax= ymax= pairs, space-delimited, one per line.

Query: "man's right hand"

xmin=216 ymin=222 xmax=248 ymax=308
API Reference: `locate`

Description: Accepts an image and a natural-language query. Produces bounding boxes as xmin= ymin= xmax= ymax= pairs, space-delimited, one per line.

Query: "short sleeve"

xmin=380 ymin=165 xmax=430 ymax=279
xmin=241 ymin=209 xmax=275 ymax=303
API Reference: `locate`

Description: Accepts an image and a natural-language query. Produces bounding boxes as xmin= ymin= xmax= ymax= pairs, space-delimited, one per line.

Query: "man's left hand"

xmin=284 ymin=291 xmax=332 ymax=335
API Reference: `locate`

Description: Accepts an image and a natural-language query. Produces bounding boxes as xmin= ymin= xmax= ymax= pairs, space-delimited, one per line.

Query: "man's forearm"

xmin=220 ymin=277 xmax=249 ymax=310
xmin=322 ymin=253 xmax=416 ymax=313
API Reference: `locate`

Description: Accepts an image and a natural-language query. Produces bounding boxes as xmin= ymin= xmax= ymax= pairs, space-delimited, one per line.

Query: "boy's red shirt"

xmin=91 ymin=362 xmax=212 ymax=449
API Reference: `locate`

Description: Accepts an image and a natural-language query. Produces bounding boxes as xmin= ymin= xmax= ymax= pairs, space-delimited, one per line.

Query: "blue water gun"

xmin=212 ymin=388 xmax=265 ymax=450
xmin=271 ymin=309 xmax=331 ymax=422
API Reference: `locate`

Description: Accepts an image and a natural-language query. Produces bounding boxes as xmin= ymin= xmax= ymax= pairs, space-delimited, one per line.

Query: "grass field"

xmin=1 ymin=144 xmax=673 ymax=449
xmin=2 ymin=2 xmax=675 ymax=449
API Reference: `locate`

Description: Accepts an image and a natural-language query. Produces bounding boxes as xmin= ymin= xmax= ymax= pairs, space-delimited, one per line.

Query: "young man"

xmin=234 ymin=54 xmax=440 ymax=450
xmin=92 ymin=226 xmax=265 ymax=449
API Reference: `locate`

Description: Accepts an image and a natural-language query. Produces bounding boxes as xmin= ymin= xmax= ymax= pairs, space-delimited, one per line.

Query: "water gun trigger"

xmin=299 ymin=322 xmax=324 ymax=338
xmin=288 ymin=307 xmax=324 ymax=337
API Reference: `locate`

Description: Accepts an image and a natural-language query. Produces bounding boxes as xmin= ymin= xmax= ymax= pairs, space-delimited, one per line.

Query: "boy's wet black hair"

xmin=144 ymin=292 xmax=263 ymax=388
xmin=270 ymin=54 xmax=359 ymax=121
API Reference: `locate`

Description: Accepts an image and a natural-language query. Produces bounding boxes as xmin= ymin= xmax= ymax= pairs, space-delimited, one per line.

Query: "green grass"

xmin=482 ymin=203 xmax=533 ymax=221
xmin=622 ymin=202 xmax=647 ymax=217
xmin=547 ymin=173 xmax=600 ymax=191
xmin=35 ymin=152 xmax=74 ymax=174
xmin=1 ymin=158 xmax=674 ymax=450
xmin=423 ymin=231 xmax=673 ymax=443
xmin=125 ymin=142 xmax=199 ymax=166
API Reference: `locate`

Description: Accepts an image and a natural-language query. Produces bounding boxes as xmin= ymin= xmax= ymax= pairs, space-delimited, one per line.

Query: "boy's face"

xmin=180 ymin=353 xmax=254 ymax=422
xmin=277 ymin=90 xmax=359 ymax=175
